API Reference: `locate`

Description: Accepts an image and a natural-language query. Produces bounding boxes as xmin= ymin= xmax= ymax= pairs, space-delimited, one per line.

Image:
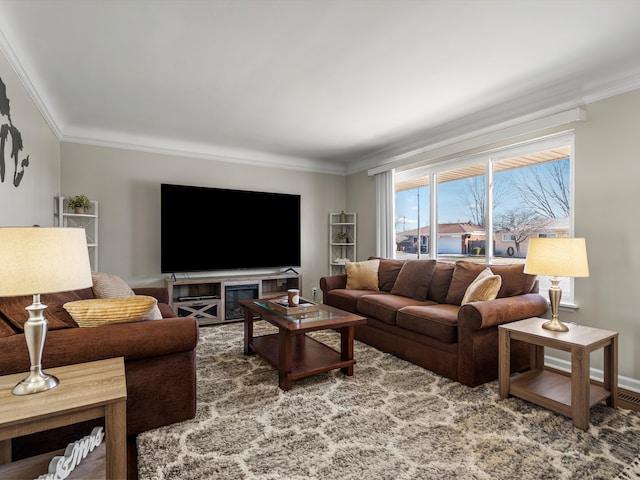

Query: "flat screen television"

xmin=161 ymin=183 xmax=301 ymax=273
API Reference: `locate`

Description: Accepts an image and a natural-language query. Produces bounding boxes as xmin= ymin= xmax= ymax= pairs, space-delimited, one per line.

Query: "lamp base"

xmin=541 ymin=318 xmax=569 ymax=332
xmin=13 ymin=295 xmax=60 ymax=395
xmin=543 ymin=277 xmax=569 ymax=332
xmin=12 ymin=369 xmax=59 ymax=395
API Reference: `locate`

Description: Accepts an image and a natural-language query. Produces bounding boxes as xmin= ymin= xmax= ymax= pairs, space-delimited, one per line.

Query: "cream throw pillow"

xmin=345 ymin=259 xmax=380 ymax=291
xmin=91 ymin=271 xmax=163 ymax=320
xmin=461 ymin=267 xmax=502 ymax=305
xmin=92 ymin=271 xmax=135 ymax=298
xmin=63 ymin=295 xmax=162 ymax=327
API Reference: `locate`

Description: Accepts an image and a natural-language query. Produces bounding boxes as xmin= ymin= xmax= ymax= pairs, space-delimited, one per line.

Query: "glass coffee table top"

xmin=253 ymin=300 xmax=349 ymax=324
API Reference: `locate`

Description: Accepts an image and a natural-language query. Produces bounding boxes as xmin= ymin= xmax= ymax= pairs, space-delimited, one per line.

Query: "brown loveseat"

xmin=320 ymin=258 xmax=549 ymax=387
xmin=0 ymin=285 xmax=199 ymax=461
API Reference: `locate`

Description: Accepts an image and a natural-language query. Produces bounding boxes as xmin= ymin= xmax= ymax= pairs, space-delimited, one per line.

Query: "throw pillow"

xmin=427 ymin=262 xmax=455 ymax=303
xmin=488 ymin=263 xmax=537 ymax=298
xmin=373 ymin=258 xmax=405 ymax=292
xmin=63 ymin=295 xmax=161 ymax=327
xmin=91 ymin=271 xmax=163 ymax=320
xmin=461 ymin=268 xmax=502 ymax=305
xmin=390 ymin=259 xmax=437 ymax=301
xmin=445 ymin=261 xmax=487 ymax=305
xmin=345 ymin=259 xmax=380 ymax=291
xmin=91 ymin=271 xmax=135 ymax=298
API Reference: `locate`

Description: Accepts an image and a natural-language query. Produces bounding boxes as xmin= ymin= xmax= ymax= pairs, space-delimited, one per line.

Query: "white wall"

xmin=0 ymin=50 xmax=59 ymax=226
xmin=349 ymin=88 xmax=640 ymax=386
xmin=60 ymin=142 xmax=346 ymax=297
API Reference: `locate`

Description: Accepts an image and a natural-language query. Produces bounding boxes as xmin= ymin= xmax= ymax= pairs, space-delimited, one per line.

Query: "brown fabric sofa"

xmin=320 ymin=258 xmax=549 ymax=387
xmin=0 ymin=286 xmax=198 ymax=461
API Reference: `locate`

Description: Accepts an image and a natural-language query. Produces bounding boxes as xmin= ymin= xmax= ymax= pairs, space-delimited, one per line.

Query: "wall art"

xmin=0 ymin=76 xmax=30 ymax=187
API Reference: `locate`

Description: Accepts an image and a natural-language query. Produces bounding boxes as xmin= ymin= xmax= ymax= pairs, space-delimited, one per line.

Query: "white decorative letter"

xmin=37 ymin=427 xmax=105 ymax=480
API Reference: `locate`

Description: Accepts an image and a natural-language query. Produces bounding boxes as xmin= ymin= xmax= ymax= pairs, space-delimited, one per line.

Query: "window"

xmin=394 ymin=132 xmax=576 ymax=303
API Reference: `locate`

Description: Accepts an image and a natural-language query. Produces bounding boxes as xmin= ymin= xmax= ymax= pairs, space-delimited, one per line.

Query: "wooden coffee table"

xmin=240 ymin=298 xmax=366 ymax=391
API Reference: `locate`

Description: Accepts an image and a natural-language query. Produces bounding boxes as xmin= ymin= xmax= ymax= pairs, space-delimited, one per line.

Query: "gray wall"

xmin=60 ymin=142 xmax=346 ymax=298
xmin=572 ymin=89 xmax=640 ymax=384
xmin=0 ymin=51 xmax=59 ymax=226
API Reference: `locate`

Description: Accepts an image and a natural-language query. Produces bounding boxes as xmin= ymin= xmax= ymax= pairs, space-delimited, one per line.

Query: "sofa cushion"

xmin=324 ymin=289 xmax=378 ymax=314
xmin=376 ymin=258 xmax=405 ymax=292
xmin=0 ymin=291 xmax=81 ymax=331
xmin=445 ymin=261 xmax=487 ymax=305
xmin=461 ymin=267 xmax=502 ymax=305
xmin=63 ymin=295 xmax=161 ymax=327
xmin=390 ymin=259 xmax=437 ymax=300
xmin=357 ymin=293 xmax=433 ymax=325
xmin=345 ymin=260 xmax=380 ymax=291
xmin=427 ymin=262 xmax=455 ymax=303
xmin=488 ymin=263 xmax=537 ymax=297
xmin=396 ymin=304 xmax=460 ymax=343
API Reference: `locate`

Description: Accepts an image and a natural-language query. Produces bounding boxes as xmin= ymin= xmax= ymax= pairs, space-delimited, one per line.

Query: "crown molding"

xmin=61 ymin=128 xmax=348 ymax=176
xmin=0 ymin=27 xmax=62 ymax=138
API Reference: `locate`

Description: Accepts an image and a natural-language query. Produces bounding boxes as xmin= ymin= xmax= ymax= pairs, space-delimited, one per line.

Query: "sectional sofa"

xmin=320 ymin=258 xmax=549 ymax=387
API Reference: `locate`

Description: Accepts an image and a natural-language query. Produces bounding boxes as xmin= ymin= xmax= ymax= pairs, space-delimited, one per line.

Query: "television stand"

xmin=166 ymin=272 xmax=301 ymax=326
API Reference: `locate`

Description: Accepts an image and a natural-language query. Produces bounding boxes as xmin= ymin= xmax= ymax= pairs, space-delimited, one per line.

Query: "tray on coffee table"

xmin=267 ymin=297 xmax=319 ymax=315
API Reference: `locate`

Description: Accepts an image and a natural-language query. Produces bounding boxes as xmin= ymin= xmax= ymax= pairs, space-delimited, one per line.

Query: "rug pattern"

xmin=137 ymin=321 xmax=640 ymax=479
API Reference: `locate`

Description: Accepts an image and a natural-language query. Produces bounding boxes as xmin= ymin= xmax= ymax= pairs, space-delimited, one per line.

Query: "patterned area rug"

xmin=137 ymin=321 xmax=640 ymax=480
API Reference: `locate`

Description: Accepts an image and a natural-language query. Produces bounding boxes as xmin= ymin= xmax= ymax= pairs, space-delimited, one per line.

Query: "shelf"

xmin=54 ymin=196 xmax=98 ymax=271
xmin=0 ymin=444 xmax=105 ymax=479
xmin=166 ymin=272 xmax=301 ymax=326
xmin=509 ymin=369 xmax=611 ymax=416
xmin=329 ymin=212 xmax=356 ymax=275
xmin=252 ymin=333 xmax=353 ymax=380
xmin=62 ymin=214 xmax=97 ymax=219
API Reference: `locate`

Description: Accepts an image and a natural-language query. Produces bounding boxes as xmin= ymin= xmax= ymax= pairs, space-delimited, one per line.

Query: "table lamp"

xmin=0 ymin=227 xmax=92 ymax=395
xmin=524 ymin=237 xmax=589 ymax=332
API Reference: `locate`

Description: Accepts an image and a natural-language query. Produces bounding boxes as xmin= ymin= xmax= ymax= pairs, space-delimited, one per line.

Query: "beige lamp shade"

xmin=524 ymin=237 xmax=589 ymax=278
xmin=0 ymin=227 xmax=92 ymax=296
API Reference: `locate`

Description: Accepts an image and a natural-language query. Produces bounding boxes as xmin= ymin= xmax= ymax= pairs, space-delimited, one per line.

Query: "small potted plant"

xmin=67 ymin=194 xmax=91 ymax=214
xmin=335 ymin=231 xmax=348 ymax=243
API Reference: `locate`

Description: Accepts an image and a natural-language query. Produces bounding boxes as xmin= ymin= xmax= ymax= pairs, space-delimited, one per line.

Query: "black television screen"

xmin=161 ymin=183 xmax=301 ymax=273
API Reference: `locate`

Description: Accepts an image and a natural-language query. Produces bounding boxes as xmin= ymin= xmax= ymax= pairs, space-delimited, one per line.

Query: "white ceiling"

xmin=1 ymin=0 xmax=640 ymax=175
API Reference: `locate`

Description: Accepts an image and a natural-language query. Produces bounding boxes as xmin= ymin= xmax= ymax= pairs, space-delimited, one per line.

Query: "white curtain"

xmin=375 ymin=169 xmax=395 ymax=258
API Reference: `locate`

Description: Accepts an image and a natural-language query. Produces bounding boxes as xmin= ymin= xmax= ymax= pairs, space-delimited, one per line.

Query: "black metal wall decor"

xmin=0 ymin=76 xmax=30 ymax=187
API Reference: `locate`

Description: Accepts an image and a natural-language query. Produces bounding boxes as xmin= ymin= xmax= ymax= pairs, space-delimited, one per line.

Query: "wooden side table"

xmin=499 ymin=317 xmax=618 ymax=431
xmin=0 ymin=357 xmax=127 ymax=479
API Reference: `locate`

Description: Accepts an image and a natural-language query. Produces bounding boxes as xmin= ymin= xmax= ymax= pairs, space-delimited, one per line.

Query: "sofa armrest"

xmin=458 ymin=293 xmax=549 ymax=330
xmin=456 ymin=293 xmax=548 ymax=387
xmin=2 ymin=317 xmax=199 ymax=375
xmin=133 ymin=287 xmax=169 ymax=304
xmin=320 ymin=274 xmax=348 ymax=294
